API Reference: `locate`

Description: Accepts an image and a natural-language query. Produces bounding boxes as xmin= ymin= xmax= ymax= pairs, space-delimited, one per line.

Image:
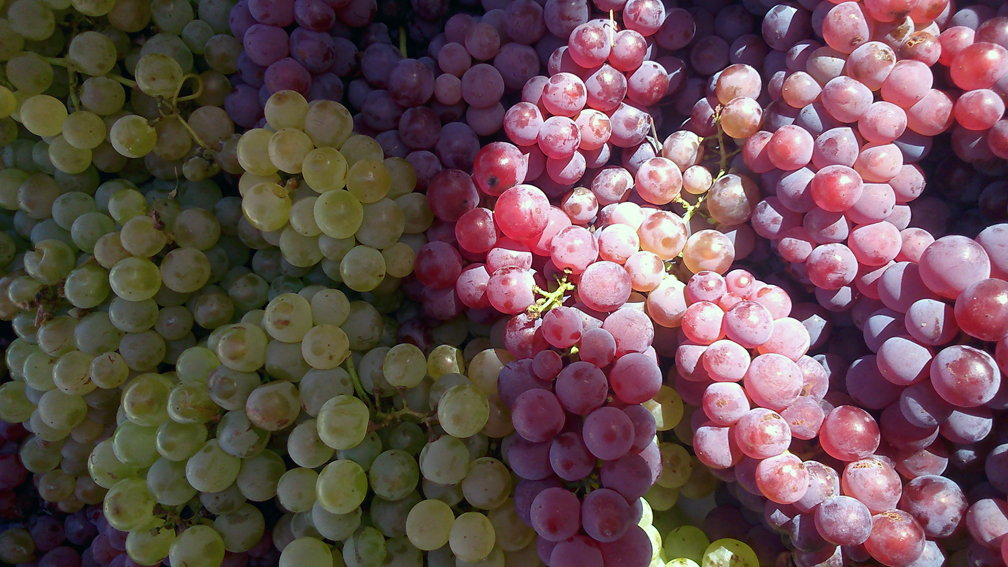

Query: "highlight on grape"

xmin=0 ymin=0 xmax=1006 ymax=566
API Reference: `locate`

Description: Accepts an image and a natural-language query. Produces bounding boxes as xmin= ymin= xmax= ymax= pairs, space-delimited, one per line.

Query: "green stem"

xmin=172 ymin=113 xmax=211 ymax=150
xmin=173 ymin=74 xmax=204 ymax=105
xmin=527 ymin=271 xmax=575 ymax=317
xmin=344 ymin=356 xmax=373 ymax=411
xmin=399 ymin=27 xmax=408 ymax=58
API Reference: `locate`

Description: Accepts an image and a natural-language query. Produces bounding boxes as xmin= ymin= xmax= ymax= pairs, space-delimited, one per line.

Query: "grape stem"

xmin=42 ymin=57 xmax=139 ymax=89
xmin=527 ymin=270 xmax=575 ymax=318
xmin=344 ymin=356 xmax=374 ymax=411
xmin=399 ymin=27 xmax=408 ymax=58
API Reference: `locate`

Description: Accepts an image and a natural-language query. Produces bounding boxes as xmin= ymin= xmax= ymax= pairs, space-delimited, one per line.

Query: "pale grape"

xmin=169 ymin=526 xmax=226 ymax=567
xmin=316 ymin=459 xmax=368 ymax=514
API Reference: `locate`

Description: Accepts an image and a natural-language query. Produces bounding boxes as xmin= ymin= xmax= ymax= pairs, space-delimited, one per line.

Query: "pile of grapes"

xmin=0 ymin=0 xmax=1008 ymax=565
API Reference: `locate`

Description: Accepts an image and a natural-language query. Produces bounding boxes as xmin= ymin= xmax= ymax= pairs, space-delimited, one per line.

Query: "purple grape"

xmin=264 ymin=58 xmax=312 ymax=94
xmin=242 ymin=24 xmax=289 ymax=67
xmin=289 ymin=28 xmax=337 ymax=74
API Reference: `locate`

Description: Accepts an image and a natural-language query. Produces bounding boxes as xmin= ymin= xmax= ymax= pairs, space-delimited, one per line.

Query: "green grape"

xmin=186 ymin=439 xmax=241 ymax=493
xmin=301 ymin=324 xmax=350 ymax=370
xmin=387 ymin=422 xmax=426 ymax=456
xmin=160 ymin=247 xmax=211 ymax=293
xmin=382 ymin=344 xmax=426 ymax=389
xmin=242 ymin=182 xmax=291 ymax=232
xmin=238 ymin=171 xmax=282 ymax=196
xmin=154 ymin=305 xmax=195 ymax=341
xmin=460 ymin=457 xmax=510 ymax=510
xmin=7 ymin=0 xmax=54 ymax=41
xmin=23 ymin=350 xmax=58 ymax=391
xmin=0 ymin=117 xmax=16 ymax=146
xmin=428 ymin=345 xmax=464 ymax=379
xmin=245 ymin=380 xmax=301 ymax=431
xmin=340 ymin=135 xmax=383 ymax=167
xmin=0 ymin=86 xmax=17 ymax=117
xmin=139 ymin=33 xmax=194 ymax=73
xmin=74 ymin=311 xmax=125 ymax=355
xmin=237 ymin=128 xmax=279 ymax=176
xmin=7 ymin=52 xmax=53 ymax=94
xmin=152 ymin=117 xmax=193 ymax=161
xmin=646 ymin=386 xmax=684 ymax=432
xmin=93 ymin=232 xmax=129 ymax=268
xmin=37 ymin=389 xmax=86 ymax=430
xmin=151 ymin=0 xmax=193 ymax=34
xmin=121 ymin=373 xmax=171 ymax=426
xmin=303 ymin=100 xmax=352 ymax=148
xmin=657 ymin=442 xmax=692 ymax=489
xmin=109 ymin=114 xmax=157 ymax=158
xmin=281 ymin=536 xmax=333 ymax=567
xmin=703 ymin=540 xmax=759 ymax=567
xmin=429 ymin=374 xmax=471 ymax=411
xmin=201 ymin=34 xmax=240 ymax=75
xmin=126 ymin=519 xmax=176 ymax=566
xmin=62 ymin=111 xmax=106 ymax=150
xmin=265 ymin=90 xmax=309 ymax=130
xmin=0 ymin=528 xmax=35 ymax=564
xmin=190 ymin=292 xmax=235 ymax=330
xmin=121 ymin=215 xmax=168 ymax=257
xmin=88 ymin=438 xmax=138 ymax=487
xmin=0 ymin=169 xmax=30 ymax=210
xmin=344 ymin=527 xmax=386 ymax=567
xmin=215 ymin=322 xmax=268 ymax=372
xmin=67 ymin=31 xmax=116 ymax=76
xmin=369 ymin=450 xmax=420 ymax=501
xmin=309 ymin=501 xmax=359 ymax=542
xmin=314 ymin=189 xmax=363 ymax=240
xmin=51 ymin=191 xmax=95 ymax=229
xmin=644 ymin=484 xmax=678 ymax=512
xmin=316 ymin=459 xmax=368 ymax=515
xmin=236 ymin=449 xmax=286 ymax=502
xmin=52 ymin=350 xmax=96 ymax=395
xmin=228 ymin=272 xmax=270 ymax=311
xmin=666 ymin=526 xmax=710 ymax=564
xmin=279 ymin=226 xmax=322 ymax=268
xmin=19 ymin=435 xmax=62 ymax=473
xmin=19 ymin=94 xmax=66 ymax=137
xmin=263 ymin=292 xmax=313 ymax=342
xmin=120 ymin=331 xmax=166 ymax=369
xmin=419 ymin=436 xmax=470 ymax=485
xmin=356 ymin=199 xmax=405 ymax=250
xmin=340 ymin=245 xmax=386 ymax=292
xmin=264 ymin=339 xmax=311 ymax=382
xmin=175 ymin=346 xmax=219 ymax=383
xmin=405 ymin=499 xmax=454 ymax=551
xmin=63 ymin=264 xmax=110 ymax=309
xmin=172 ymin=208 xmax=221 ymax=249
xmin=487 ymin=499 xmax=534 ymax=552
xmin=383 ymin=157 xmax=416 ymax=197
xmin=155 ymin=420 xmax=207 ymax=461
xmin=5 ymin=339 xmax=38 ymax=378
xmin=48 ymin=136 xmax=92 ymax=174
xmin=318 ymin=235 xmax=355 ymax=264
xmin=167 ymin=382 xmax=218 ymax=423
xmin=71 ymin=0 xmax=114 ymax=15
xmin=104 ymin=477 xmax=156 ymax=531
xmin=341 ymin=302 xmax=383 ymax=351
xmin=23 ymin=239 xmax=74 ymax=284
xmin=201 ymin=483 xmax=247 ymax=516
xmin=438 ymin=384 xmax=490 ymax=439
xmin=449 ymin=512 xmax=495 ymax=563
xmin=70 ymin=211 xmax=114 ymax=252
xmin=134 ymin=53 xmax=184 ymax=98
xmin=346 ymin=159 xmax=391 ymax=204
xmin=181 ymin=20 xmax=214 ymax=54
xmin=268 ymin=128 xmax=314 ymax=174
xmin=146 ymin=456 xmax=197 ymax=506
xmin=38 ymin=469 xmax=74 ymax=501
xmin=0 ymin=381 xmax=34 ymax=422
xmin=28 ymin=411 xmax=69 ymax=442
xmin=668 ymin=560 xmax=701 ymax=567
xmin=336 ymin=430 xmax=382 ymax=472
xmin=109 ymin=297 xmax=159 ymax=334
xmin=169 ymin=525 xmax=226 ymax=567
xmin=287 ymin=419 xmax=335 ymax=469
xmin=310 ymin=288 xmax=350 ymax=326
xmin=302 ymin=147 xmax=348 ymax=193
xmin=289 ymin=196 xmax=321 ymax=236
xmin=215 ymin=503 xmax=266 ymax=552
xmin=278 ymin=468 xmax=319 ymax=513
xmin=109 ymin=256 xmax=162 ymax=301
xmin=89 ymin=351 xmax=129 ymax=389
xmin=207 ymin=365 xmax=260 ymax=411
xmin=107 ymin=188 xmax=147 ymax=223
xmin=316 ymin=394 xmax=368 ymax=451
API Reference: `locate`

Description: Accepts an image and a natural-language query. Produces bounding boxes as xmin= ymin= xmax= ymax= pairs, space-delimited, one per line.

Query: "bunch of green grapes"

xmin=0 ymin=0 xmax=240 ymax=184
xmin=237 ymin=91 xmax=427 ymax=295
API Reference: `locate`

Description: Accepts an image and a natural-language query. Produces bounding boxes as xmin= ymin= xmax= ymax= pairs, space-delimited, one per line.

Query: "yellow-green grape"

xmin=24 ymin=239 xmax=75 ymax=285
xmin=384 ymin=157 xmax=417 ymax=198
xmin=268 ymin=128 xmax=314 ymax=174
xmin=460 ymin=457 xmax=510 ymax=510
xmin=80 ymin=76 xmax=126 ymax=115
xmin=303 ymin=100 xmax=352 ymax=148
xmin=47 ymin=136 xmax=92 ymax=174
xmin=397 ymin=193 xmax=434 ymax=235
xmin=153 ymin=118 xmax=193 ymax=161
xmin=155 ymin=420 xmax=207 ymax=461
xmin=302 ymin=147 xmax=348 ymax=193
xmin=89 ymin=351 xmax=128 ymax=389
xmin=703 ymin=539 xmax=759 ymax=567
xmin=167 ymin=382 xmax=218 ymax=423
xmin=309 ymin=290 xmax=350 ymax=329
xmin=420 ymin=436 xmax=470 ymax=485
xmin=369 ymin=450 xmax=420 ymax=501
xmin=657 ymin=442 xmax=692 ymax=489
xmin=316 ymin=394 xmax=368 ymax=450
xmin=107 ymin=188 xmax=147 ymax=223
xmin=7 ymin=52 xmax=53 ymax=94
xmin=215 ymin=322 xmax=268 ymax=372
xmin=346 ymin=159 xmax=391 ymax=203
xmin=0 ymin=381 xmax=33 ymax=422
xmin=265 ymin=90 xmax=309 ymax=130
xmin=212 ymin=504 xmax=266 ymax=552
xmin=134 ymin=53 xmax=184 ymax=98
xmin=63 ymin=263 xmax=110 ymax=309
xmin=169 ymin=525 xmax=226 ymax=567
xmin=287 ymin=420 xmax=335 ymax=468
xmin=279 ymin=225 xmax=322 ymax=267
xmin=70 ymin=0 xmax=114 ymax=16
xmin=109 ymin=257 xmax=161 ymax=301
xmin=242 ymin=182 xmax=291 ymax=231
xmin=311 ymin=501 xmax=361 ymax=542
xmin=87 ymin=439 xmax=139 ymax=488
xmin=0 ymin=86 xmax=17 ymax=118
xmin=18 ymin=436 xmax=61 ymax=473
xmin=344 ymin=527 xmax=386 ymax=567
xmin=263 ymin=292 xmax=312 ymax=342
xmin=39 ymin=469 xmax=75 ymax=501
xmin=104 ymin=477 xmax=156 ymax=531
xmin=314 ymin=189 xmax=363 ymax=239
xmin=186 ymin=439 xmax=241 ymax=493
xmin=126 ymin=520 xmax=176 ymax=566
xmin=7 ymin=0 xmax=54 ymax=41
xmin=645 ymin=483 xmax=678 ymax=512
xmin=237 ymin=128 xmax=279 ymax=176
xmin=487 ymin=499 xmax=534 ymax=552
xmin=340 ymin=245 xmax=385 ymax=292
xmin=428 ymin=345 xmax=464 ymax=379
xmin=449 ymin=512 xmax=495 ymax=562
xmin=383 ymin=344 xmax=426 ymax=388
xmin=666 ymin=526 xmax=710 ymax=565
xmin=53 ymin=350 xmax=96 ymax=395
xmin=406 ymin=499 xmax=454 ymax=551
xmin=67 ymin=30 xmax=117 ymax=76
xmin=680 ymin=456 xmax=717 ymax=499
xmin=112 ymin=421 xmax=159 ymax=467
xmin=381 ymin=243 xmax=415 ymax=279
xmin=438 ymin=384 xmax=490 ymax=439
xmin=300 ymin=324 xmax=349 ymax=370
xmin=281 ymin=537 xmax=332 ymax=567
xmin=289 ymin=197 xmax=321 ymax=237
xmin=172 ymin=208 xmax=221 ymax=249
xmin=316 ymin=459 xmax=368 ymax=514
xmin=0 ymin=528 xmax=35 ymax=564
xmin=121 ymin=373 xmax=171 ymax=427
xmin=340 ymin=135 xmax=383 ymax=167
xmin=37 ymin=389 xmax=86 ymax=430
xmin=278 ymin=468 xmax=319 ymax=513
xmin=216 ymin=410 xmax=269 ymax=458
xmin=159 ymin=247 xmax=211 ymax=293
xmin=176 ymin=347 xmax=219 ymax=383
xmin=646 ymin=385 xmax=684 ymax=431
xmin=235 ymin=449 xmax=286 ymax=502
xmin=356 ymin=199 xmax=405 ymax=249
xmin=245 ymin=381 xmax=301 ymax=431
xmin=238 ymin=171 xmax=282 ymax=196
xmin=109 ymin=114 xmax=156 ymax=158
